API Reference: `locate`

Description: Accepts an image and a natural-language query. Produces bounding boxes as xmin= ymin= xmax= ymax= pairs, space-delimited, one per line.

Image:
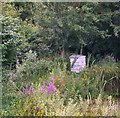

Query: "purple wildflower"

xmin=22 ymin=83 xmax=35 ymax=95
xmin=76 ymin=78 xmax=80 ymax=81
xmin=29 ymin=84 xmax=35 ymax=93
xmin=41 ymin=81 xmax=47 ymax=94
xmin=47 ymin=79 xmax=55 ymax=94
xmin=41 ymin=78 xmax=56 ymax=95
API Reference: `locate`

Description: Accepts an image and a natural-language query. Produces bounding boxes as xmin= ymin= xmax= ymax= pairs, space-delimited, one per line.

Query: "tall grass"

xmin=1 ymin=88 xmax=119 ymax=116
xmin=2 ymin=56 xmax=120 ymax=116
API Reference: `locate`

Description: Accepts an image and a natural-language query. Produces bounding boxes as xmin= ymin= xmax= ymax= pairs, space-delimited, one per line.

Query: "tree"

xmin=1 ymin=3 xmax=22 ymax=68
xmin=36 ymin=3 xmax=110 ymax=56
xmin=85 ymin=2 xmax=120 ymax=60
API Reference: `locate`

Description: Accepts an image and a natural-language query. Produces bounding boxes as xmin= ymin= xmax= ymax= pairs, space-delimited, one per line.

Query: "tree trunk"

xmin=61 ymin=47 xmax=65 ymax=59
xmin=80 ymin=45 xmax=83 ymax=55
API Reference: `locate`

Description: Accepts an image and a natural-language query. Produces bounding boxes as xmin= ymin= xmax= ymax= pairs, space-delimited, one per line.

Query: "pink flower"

xmin=29 ymin=84 xmax=35 ymax=93
xmin=41 ymin=78 xmax=56 ymax=95
xmin=47 ymin=78 xmax=56 ymax=94
xmin=22 ymin=83 xmax=35 ymax=95
xmin=76 ymin=78 xmax=80 ymax=81
xmin=41 ymin=81 xmax=47 ymax=94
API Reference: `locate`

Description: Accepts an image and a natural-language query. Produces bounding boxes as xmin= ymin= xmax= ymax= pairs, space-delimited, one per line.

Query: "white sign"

xmin=69 ymin=55 xmax=86 ymax=73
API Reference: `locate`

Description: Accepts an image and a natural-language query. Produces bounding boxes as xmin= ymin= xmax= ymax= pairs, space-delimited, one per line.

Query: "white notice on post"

xmin=69 ymin=55 xmax=86 ymax=73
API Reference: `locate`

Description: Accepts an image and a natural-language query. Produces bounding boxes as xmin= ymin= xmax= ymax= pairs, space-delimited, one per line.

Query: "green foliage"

xmin=1 ymin=87 xmax=119 ymax=116
xmin=1 ymin=2 xmax=120 ymax=117
xmin=5 ymin=56 xmax=120 ymax=101
xmin=1 ymin=4 xmax=22 ymax=68
xmin=2 ymin=2 xmax=120 ymax=66
xmin=14 ymin=60 xmax=54 ymax=87
xmin=97 ymin=58 xmax=120 ymax=96
xmin=19 ymin=2 xmax=119 ymax=59
xmin=36 ymin=3 xmax=109 ymax=54
xmin=2 ymin=56 xmax=120 ymax=116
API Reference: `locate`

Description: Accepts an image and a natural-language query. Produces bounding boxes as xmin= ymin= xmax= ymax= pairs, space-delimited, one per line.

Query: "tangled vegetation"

xmin=2 ymin=55 xmax=120 ymax=116
xmin=1 ymin=2 xmax=120 ymax=117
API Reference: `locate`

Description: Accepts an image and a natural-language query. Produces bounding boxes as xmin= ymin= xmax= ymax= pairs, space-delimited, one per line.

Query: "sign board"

xmin=69 ymin=55 xmax=86 ymax=73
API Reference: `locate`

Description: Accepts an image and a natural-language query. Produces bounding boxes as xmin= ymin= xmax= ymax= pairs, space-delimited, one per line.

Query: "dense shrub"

xmin=90 ymin=58 xmax=120 ymax=96
xmin=1 ymin=14 xmax=22 ymax=68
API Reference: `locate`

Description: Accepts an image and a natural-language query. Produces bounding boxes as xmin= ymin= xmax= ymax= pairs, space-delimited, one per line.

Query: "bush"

xmin=1 ymin=14 xmax=22 ymax=68
xmin=91 ymin=59 xmax=120 ymax=96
